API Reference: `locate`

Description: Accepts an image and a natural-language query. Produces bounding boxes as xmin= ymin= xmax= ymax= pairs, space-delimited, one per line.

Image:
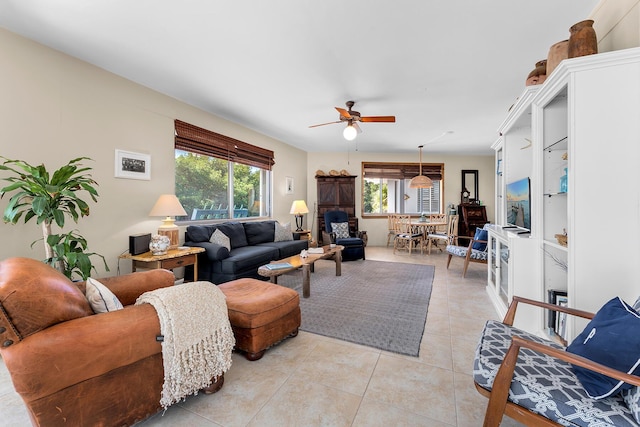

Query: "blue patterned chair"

xmin=446 ymin=225 xmax=488 ymax=277
xmin=322 ymin=211 xmax=365 ymax=261
xmin=474 ymin=296 xmax=640 ymax=426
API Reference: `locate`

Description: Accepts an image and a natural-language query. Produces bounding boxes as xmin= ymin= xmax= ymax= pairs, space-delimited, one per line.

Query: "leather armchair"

xmin=0 ymin=257 xmax=223 ymax=427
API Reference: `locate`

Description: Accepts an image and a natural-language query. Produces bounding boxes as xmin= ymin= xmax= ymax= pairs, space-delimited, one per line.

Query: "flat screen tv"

xmin=506 ymin=177 xmax=531 ymax=231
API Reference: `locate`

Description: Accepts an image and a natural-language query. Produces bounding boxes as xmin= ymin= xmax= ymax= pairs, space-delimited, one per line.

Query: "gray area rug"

xmin=276 ymin=260 xmax=434 ymax=357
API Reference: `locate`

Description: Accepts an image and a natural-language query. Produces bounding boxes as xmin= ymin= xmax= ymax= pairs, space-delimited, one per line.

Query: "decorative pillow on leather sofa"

xmin=566 ymin=296 xmax=640 ymax=399
xmin=85 ymin=277 xmax=124 ymax=314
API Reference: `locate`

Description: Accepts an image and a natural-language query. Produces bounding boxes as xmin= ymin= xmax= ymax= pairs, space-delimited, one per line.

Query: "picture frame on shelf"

xmin=114 ymin=149 xmax=151 ymax=180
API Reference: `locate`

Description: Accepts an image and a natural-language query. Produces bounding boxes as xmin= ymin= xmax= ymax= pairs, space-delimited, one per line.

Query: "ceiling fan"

xmin=309 ymin=101 xmax=396 ymax=140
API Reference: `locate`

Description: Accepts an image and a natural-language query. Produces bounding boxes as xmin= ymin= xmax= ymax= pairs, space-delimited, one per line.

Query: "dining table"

xmin=410 ymin=219 xmax=447 ymax=251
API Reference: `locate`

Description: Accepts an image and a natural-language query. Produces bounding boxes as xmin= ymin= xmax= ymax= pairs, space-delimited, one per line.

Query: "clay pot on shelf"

xmin=525 ymin=60 xmax=547 ymax=86
xmin=568 ymin=19 xmax=597 ymax=58
xmin=547 ymin=39 xmax=569 ymax=76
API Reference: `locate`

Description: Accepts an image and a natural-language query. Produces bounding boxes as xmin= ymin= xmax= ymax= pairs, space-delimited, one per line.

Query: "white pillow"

xmin=331 ymin=222 xmax=350 ymax=239
xmin=210 ymin=228 xmax=231 ymax=250
xmin=85 ymin=277 xmax=124 ymax=314
xmin=274 ymin=222 xmax=293 ymax=242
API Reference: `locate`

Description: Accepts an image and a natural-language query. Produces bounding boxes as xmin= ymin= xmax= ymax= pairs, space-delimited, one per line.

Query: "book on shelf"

xmin=263 ymin=262 xmax=294 ymax=270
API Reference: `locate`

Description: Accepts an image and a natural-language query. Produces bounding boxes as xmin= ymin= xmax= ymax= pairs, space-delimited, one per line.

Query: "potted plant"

xmin=0 ymin=156 xmax=109 ymax=280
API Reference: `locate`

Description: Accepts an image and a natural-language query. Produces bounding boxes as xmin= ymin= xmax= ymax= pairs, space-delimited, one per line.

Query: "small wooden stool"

xmin=218 ymin=278 xmax=301 ymax=361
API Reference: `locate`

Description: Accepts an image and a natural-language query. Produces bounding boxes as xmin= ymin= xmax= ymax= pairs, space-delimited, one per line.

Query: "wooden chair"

xmin=386 ymin=214 xmax=397 ymax=247
xmin=474 ymin=296 xmax=640 ymax=426
xmin=393 ymin=215 xmax=424 ymax=255
xmin=445 ymin=226 xmax=487 ymax=277
xmin=427 ymin=214 xmax=458 ymax=254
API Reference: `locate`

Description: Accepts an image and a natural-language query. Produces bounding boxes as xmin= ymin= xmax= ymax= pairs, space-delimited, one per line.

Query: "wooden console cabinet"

xmin=458 ymin=203 xmax=488 ymax=237
xmin=316 ymin=175 xmax=358 ymax=244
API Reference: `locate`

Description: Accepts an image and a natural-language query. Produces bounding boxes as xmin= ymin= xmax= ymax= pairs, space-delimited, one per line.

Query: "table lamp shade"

xmin=149 ymin=194 xmax=187 ymax=248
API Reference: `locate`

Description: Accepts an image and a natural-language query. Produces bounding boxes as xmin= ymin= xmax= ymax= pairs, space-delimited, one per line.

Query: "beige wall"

xmin=0 ymin=28 xmax=307 ymax=275
xmin=591 ymin=0 xmax=640 ymax=50
xmin=306 ymin=152 xmax=495 ymax=246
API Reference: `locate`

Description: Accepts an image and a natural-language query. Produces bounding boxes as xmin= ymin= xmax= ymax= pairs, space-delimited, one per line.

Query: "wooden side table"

xmin=119 ymin=247 xmax=205 ymax=281
xmin=292 ymin=229 xmax=311 ymax=240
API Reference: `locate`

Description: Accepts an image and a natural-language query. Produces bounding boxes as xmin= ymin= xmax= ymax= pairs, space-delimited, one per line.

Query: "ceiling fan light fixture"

xmin=343 ymin=123 xmax=357 ymax=141
xmin=409 ymin=144 xmax=433 ymax=189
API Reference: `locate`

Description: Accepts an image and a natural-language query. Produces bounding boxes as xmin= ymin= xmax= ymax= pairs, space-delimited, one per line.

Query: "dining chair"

xmin=427 ymin=214 xmax=458 ymax=255
xmin=386 ymin=214 xmax=398 ymax=247
xmin=393 ymin=215 xmax=424 ymax=255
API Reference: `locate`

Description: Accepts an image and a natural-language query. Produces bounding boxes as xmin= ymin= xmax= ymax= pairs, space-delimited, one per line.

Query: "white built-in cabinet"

xmin=491 ymin=47 xmax=640 ymax=341
xmin=487 ymin=86 xmax=540 ymax=332
xmin=486 ymin=225 xmax=538 ymax=331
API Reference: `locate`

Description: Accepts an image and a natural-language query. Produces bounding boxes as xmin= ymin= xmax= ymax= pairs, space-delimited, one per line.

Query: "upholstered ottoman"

xmin=218 ymin=278 xmax=301 ymax=361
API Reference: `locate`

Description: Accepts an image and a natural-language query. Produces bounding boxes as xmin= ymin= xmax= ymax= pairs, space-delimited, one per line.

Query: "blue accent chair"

xmin=322 ymin=211 xmax=366 ymax=261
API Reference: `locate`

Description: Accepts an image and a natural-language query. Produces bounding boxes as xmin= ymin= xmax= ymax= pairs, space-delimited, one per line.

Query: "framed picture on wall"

xmin=285 ymin=176 xmax=294 ymax=194
xmin=114 ymin=149 xmax=151 ymax=180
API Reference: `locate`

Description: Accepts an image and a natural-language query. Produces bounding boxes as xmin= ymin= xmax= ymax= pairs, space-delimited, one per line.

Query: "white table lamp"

xmin=149 ymin=194 xmax=187 ymax=249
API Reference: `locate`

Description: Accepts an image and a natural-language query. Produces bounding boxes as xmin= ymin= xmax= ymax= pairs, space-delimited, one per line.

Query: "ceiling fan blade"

xmin=309 ymin=120 xmax=341 ymax=128
xmin=353 ymin=122 xmax=363 ymax=133
xmin=360 ymin=116 xmax=396 ymax=123
xmin=335 ymin=107 xmax=352 ymax=119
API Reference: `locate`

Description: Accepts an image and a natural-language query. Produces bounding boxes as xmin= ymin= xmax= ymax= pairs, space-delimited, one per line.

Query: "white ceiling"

xmin=0 ymin=0 xmax=599 ymax=155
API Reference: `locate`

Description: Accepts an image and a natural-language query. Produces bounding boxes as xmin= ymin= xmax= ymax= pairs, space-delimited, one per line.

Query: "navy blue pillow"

xmin=566 ymin=297 xmax=640 ymax=399
xmin=472 ymin=228 xmax=488 ymax=251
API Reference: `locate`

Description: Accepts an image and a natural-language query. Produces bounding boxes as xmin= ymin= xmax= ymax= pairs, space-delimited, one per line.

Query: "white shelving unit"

xmin=487 ymin=86 xmax=540 ymax=325
xmin=492 ymin=47 xmax=640 ymax=341
xmin=532 ymin=47 xmax=640 ymax=341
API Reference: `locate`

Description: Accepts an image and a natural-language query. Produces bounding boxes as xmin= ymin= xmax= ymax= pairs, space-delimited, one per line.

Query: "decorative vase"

xmin=525 ymin=60 xmax=547 ymax=86
xmin=559 ymin=168 xmax=568 ymax=193
xmin=568 ymin=19 xmax=597 ymax=58
xmin=547 ymin=39 xmax=569 ymax=76
xmin=149 ymin=234 xmax=170 ymax=255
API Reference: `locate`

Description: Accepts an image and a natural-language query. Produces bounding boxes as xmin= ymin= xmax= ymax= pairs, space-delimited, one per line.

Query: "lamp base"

xmin=158 ymin=228 xmax=179 ymax=249
xmin=295 ymin=215 xmax=304 ymax=232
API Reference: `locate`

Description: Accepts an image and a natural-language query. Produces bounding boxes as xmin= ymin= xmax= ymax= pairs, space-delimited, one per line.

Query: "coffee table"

xmin=258 ymin=245 xmax=343 ymax=298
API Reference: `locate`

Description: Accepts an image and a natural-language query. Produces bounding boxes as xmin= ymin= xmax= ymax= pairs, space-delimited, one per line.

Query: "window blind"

xmin=175 ymin=120 xmax=275 ymax=170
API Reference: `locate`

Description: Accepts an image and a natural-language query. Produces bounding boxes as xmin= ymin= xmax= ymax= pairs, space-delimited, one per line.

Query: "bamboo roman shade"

xmin=174 ymin=120 xmax=275 ymax=170
xmin=362 ymin=162 xmax=443 ymax=180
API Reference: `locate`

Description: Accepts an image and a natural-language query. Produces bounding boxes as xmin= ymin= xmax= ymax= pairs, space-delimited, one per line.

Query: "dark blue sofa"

xmin=184 ymin=220 xmax=308 ymax=284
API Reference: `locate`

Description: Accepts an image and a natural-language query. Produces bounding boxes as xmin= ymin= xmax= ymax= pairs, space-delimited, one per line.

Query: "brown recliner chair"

xmin=0 ymin=257 xmax=223 ymax=427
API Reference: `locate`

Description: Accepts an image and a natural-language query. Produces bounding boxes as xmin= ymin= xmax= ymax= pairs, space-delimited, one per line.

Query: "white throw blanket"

xmin=135 ymin=281 xmax=235 ymax=409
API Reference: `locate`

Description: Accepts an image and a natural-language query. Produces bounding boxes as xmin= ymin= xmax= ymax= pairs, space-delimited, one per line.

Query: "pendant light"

xmin=409 ymin=145 xmax=433 ymax=189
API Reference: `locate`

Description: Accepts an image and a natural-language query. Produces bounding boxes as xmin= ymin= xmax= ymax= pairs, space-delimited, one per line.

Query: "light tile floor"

xmin=0 ymin=246 xmax=526 ymax=426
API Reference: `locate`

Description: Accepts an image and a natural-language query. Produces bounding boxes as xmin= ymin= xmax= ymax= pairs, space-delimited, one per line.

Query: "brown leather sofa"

xmin=0 ymin=257 xmax=223 ymax=427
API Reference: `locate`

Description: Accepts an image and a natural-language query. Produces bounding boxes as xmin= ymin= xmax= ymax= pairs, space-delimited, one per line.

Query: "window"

xmin=174 ymin=120 xmax=274 ymax=221
xmin=362 ymin=162 xmax=444 ymax=216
